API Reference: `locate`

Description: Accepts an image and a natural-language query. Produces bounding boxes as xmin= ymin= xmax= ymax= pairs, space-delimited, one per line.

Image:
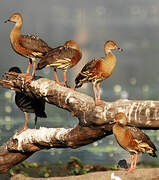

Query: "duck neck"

xmin=104 ymin=49 xmax=116 ymax=60
xmin=102 ymin=50 xmax=116 ymax=70
xmin=105 ymin=49 xmax=112 ymax=55
xmin=113 ymin=123 xmax=126 ymax=138
xmin=10 ymin=23 xmax=22 ymax=44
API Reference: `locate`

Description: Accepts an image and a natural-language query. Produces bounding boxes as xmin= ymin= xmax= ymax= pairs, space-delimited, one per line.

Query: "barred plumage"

xmin=112 ymin=112 xmax=157 ymax=172
xmin=5 ymin=13 xmax=52 ymax=82
xmin=75 ymin=59 xmax=98 ymax=88
xmin=75 ymin=40 xmax=122 ymax=105
xmin=37 ymin=40 xmax=82 ymax=87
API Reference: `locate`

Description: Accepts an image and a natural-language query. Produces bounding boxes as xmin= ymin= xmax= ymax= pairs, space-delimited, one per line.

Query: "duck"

xmin=112 ymin=112 xmax=157 ymax=172
xmin=9 ymin=67 xmax=47 ymax=134
xmin=36 ymin=40 xmax=82 ymax=87
xmin=75 ymin=40 xmax=122 ymax=105
xmin=5 ymin=13 xmax=52 ymax=82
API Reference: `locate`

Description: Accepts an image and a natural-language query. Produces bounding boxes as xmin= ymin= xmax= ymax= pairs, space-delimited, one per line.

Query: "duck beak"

xmin=117 ymin=47 xmax=123 ymax=52
xmin=114 ymin=45 xmax=123 ymax=51
xmin=109 ymin=118 xmax=116 ymax=124
xmin=4 ymin=19 xmax=10 ymax=23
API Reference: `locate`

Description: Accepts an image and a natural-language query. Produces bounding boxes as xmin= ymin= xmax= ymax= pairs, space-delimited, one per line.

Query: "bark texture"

xmin=0 ymin=72 xmax=159 ymax=173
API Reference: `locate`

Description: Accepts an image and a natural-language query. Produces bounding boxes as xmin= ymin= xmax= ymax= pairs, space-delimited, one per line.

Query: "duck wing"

xmin=19 ymin=35 xmax=52 ymax=54
xmin=127 ymin=126 xmax=157 ymax=151
xmin=75 ymin=58 xmax=99 ymax=88
xmin=15 ymin=92 xmax=47 ymax=118
xmin=37 ymin=46 xmax=78 ymax=70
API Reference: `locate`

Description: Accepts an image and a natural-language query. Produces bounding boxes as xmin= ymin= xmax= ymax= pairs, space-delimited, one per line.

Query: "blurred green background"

xmin=0 ymin=0 xmax=159 ymax=169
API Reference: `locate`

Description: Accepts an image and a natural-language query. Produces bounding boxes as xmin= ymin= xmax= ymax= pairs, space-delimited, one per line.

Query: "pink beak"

xmin=115 ymin=46 xmax=123 ymax=52
xmin=109 ymin=118 xmax=116 ymax=124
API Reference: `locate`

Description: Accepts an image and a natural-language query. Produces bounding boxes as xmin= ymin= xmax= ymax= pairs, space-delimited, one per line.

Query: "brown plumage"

xmin=37 ymin=40 xmax=82 ymax=87
xmin=5 ymin=13 xmax=52 ymax=82
xmin=75 ymin=40 xmax=122 ymax=105
xmin=112 ymin=112 xmax=157 ymax=172
xmin=9 ymin=66 xmax=47 ymax=134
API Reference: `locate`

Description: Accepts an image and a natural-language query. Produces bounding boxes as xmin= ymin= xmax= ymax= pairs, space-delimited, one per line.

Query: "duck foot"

xmin=116 ymin=167 xmax=135 ymax=172
xmin=117 ymin=168 xmax=128 ymax=171
xmin=127 ymin=168 xmax=135 ymax=172
xmin=17 ymin=127 xmax=28 ymax=135
xmin=95 ymin=100 xmax=105 ymax=106
xmin=25 ymin=75 xmax=34 ymax=83
xmin=18 ymin=73 xmax=30 ymax=78
xmin=56 ymin=82 xmax=65 ymax=87
xmin=65 ymin=84 xmax=74 ymax=90
xmin=69 ymin=86 xmax=75 ymax=90
xmin=18 ymin=73 xmax=33 ymax=83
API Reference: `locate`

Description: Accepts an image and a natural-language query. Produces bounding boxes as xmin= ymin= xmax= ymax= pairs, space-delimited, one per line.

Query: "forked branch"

xmin=0 ymin=71 xmax=159 ymax=173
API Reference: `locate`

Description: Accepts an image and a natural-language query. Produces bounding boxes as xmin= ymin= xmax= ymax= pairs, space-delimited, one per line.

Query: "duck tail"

xmin=36 ymin=111 xmax=47 ymax=118
xmin=75 ymin=72 xmax=88 ymax=88
xmin=149 ymin=150 xmax=157 ymax=158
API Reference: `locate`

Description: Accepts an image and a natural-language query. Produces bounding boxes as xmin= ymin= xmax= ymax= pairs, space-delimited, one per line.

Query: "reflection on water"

xmin=0 ymin=0 xmax=159 ymax=166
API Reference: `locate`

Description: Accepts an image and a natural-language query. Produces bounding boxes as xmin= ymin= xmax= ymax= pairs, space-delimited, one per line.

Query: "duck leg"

xmin=17 ymin=112 xmax=28 ymax=134
xmin=18 ymin=59 xmax=32 ymax=79
xmin=92 ymin=82 xmax=97 ymax=105
xmin=63 ymin=70 xmax=73 ymax=89
xmin=54 ymin=69 xmax=64 ymax=86
xmin=31 ymin=59 xmax=37 ymax=78
xmin=26 ymin=59 xmax=32 ymax=74
xmin=127 ymin=154 xmax=136 ymax=172
xmin=63 ymin=70 xmax=68 ymax=87
xmin=34 ymin=116 xmax=37 ymax=129
xmin=25 ymin=58 xmax=36 ymax=82
xmin=117 ymin=154 xmax=134 ymax=171
xmin=96 ymin=83 xmax=104 ymax=105
xmin=133 ymin=153 xmax=138 ymax=170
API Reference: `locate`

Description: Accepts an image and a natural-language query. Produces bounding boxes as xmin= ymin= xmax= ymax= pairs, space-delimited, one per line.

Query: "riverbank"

xmin=10 ymin=168 xmax=159 ymax=180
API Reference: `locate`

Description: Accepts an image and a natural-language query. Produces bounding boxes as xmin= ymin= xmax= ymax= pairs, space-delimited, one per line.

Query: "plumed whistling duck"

xmin=5 ymin=13 xmax=52 ymax=82
xmin=9 ymin=67 xmax=47 ymax=134
xmin=112 ymin=112 xmax=157 ymax=172
xmin=36 ymin=40 xmax=82 ymax=87
xmin=75 ymin=40 xmax=122 ymax=105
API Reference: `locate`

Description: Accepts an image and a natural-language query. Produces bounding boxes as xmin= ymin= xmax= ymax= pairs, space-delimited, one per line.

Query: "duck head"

xmin=104 ymin=40 xmax=123 ymax=54
xmin=5 ymin=13 xmax=23 ymax=25
xmin=114 ymin=112 xmax=128 ymax=126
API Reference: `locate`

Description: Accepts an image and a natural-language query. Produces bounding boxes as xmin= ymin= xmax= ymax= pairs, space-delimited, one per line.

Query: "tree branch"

xmin=0 ymin=125 xmax=111 ymax=173
xmin=0 ymin=71 xmax=159 ymax=173
xmin=1 ymin=71 xmax=159 ymax=128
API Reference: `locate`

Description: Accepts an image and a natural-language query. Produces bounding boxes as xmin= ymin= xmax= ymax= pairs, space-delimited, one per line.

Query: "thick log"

xmin=0 ymin=140 xmax=33 ymax=173
xmin=0 ymin=125 xmax=112 ymax=173
xmin=0 ymin=72 xmax=159 ymax=128
xmin=0 ymin=72 xmax=159 ymax=173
